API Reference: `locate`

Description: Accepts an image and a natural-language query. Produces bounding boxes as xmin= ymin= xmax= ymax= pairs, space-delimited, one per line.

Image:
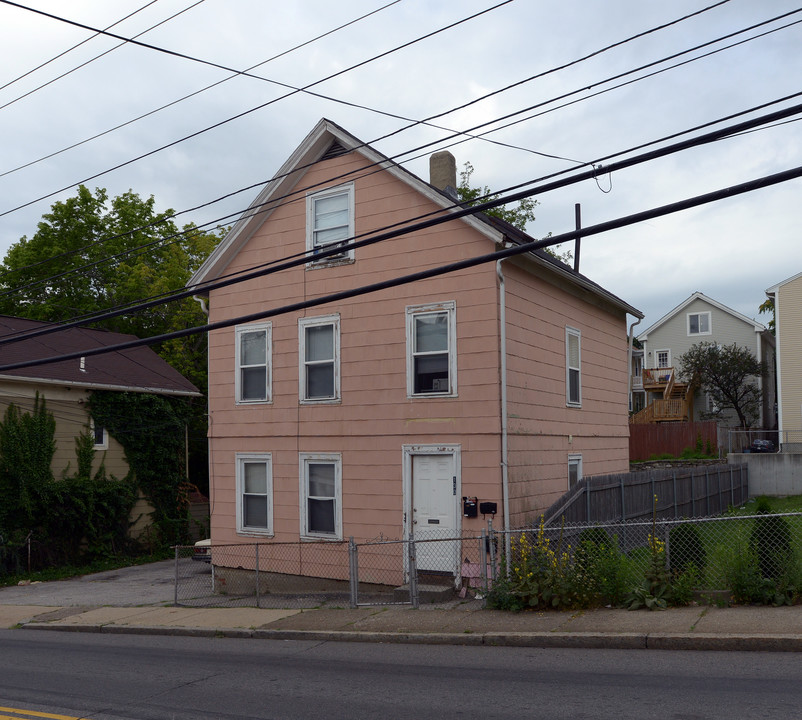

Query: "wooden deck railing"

xmin=630 ymin=398 xmax=689 ymax=424
xmin=642 ymin=367 xmax=674 ymax=386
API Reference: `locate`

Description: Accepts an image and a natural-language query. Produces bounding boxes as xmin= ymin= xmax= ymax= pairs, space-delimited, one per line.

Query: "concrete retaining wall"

xmin=728 ymin=453 xmax=802 ymax=496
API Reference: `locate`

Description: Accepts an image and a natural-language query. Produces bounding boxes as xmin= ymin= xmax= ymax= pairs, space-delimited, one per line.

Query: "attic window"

xmin=687 ymin=311 xmax=711 ymax=336
xmin=306 ymin=183 xmax=355 ymax=266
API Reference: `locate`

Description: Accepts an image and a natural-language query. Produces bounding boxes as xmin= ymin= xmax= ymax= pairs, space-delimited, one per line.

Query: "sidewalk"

xmin=4 ymin=600 xmax=802 ymax=651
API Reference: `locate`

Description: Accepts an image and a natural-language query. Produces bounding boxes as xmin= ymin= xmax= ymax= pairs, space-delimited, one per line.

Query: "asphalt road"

xmin=2 ymin=630 xmax=802 ymax=719
xmin=0 ymin=559 xmax=198 ymax=606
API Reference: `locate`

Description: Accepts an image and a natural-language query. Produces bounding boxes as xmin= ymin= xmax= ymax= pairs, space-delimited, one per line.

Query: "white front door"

xmin=408 ymin=449 xmax=459 ymax=574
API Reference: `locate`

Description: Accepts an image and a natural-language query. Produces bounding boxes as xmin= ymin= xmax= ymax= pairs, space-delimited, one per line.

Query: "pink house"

xmin=190 ymin=119 xmax=642 ymax=579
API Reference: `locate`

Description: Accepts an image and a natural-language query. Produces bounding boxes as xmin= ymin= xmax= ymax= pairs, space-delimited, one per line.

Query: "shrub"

xmin=749 ymin=507 xmax=793 ymax=580
xmin=668 ymin=522 xmax=706 ymax=577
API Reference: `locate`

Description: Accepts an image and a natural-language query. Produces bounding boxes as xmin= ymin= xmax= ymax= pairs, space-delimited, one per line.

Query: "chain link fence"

xmin=174 ymin=512 xmax=802 ymax=609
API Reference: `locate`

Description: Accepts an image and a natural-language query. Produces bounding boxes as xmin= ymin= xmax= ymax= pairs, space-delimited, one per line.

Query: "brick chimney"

xmin=429 ymin=150 xmax=458 ymax=200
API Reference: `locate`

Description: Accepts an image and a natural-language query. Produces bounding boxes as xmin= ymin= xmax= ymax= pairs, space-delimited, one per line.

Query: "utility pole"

xmin=573 ymin=203 xmax=581 ymax=273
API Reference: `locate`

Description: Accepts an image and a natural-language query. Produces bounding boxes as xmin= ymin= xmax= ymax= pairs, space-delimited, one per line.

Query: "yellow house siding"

xmin=777 ymin=277 xmax=802 ymax=442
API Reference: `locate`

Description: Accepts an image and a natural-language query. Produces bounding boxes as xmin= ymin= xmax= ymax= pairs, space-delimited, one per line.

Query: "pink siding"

xmin=207 ymin=150 xmax=503 ymax=552
xmin=501 ymin=259 xmax=630 ymax=524
xmin=205 ymin=146 xmax=633 ymax=569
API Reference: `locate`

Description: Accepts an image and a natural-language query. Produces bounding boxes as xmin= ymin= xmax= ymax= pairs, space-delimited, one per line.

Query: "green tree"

xmin=678 ymin=342 xmax=766 ymax=428
xmin=0 ymin=185 xmax=222 ymax=392
xmin=0 ymin=186 xmax=221 ymax=496
xmin=758 ymin=296 xmax=775 ymax=335
xmin=456 ymin=162 xmax=572 ymax=263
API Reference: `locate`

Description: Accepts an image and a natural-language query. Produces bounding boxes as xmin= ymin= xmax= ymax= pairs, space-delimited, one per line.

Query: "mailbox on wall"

xmin=479 ymin=501 xmax=497 ymax=516
xmin=462 ymin=496 xmax=478 ymax=518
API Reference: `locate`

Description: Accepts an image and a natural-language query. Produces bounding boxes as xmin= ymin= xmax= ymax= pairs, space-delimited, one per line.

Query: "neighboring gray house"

xmin=633 ymin=292 xmax=775 ymax=428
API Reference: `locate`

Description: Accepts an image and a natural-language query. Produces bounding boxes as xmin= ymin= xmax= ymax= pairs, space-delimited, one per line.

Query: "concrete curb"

xmin=22 ymin=622 xmax=802 ymax=651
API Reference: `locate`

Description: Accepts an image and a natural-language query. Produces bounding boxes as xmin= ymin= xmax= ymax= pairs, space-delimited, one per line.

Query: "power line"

xmin=448 ymin=15 xmax=802 ymax=156
xmin=0 ymin=7 xmax=796 ymax=306
xmin=3 ymin=99 xmax=801 ymax=349
xmin=1 ymin=0 xmax=756 ymax=223
xmin=0 ymin=0 xmax=514 ymax=218
xmin=0 ymin=0 xmax=207 ymax=112
xmin=3 ymin=10 xmax=793 ymax=308
xmin=1 ymin=0 xmax=729 ymax=180
xmin=2 ymin=91 xmax=800 ymax=331
xmin=0 ymin=0 xmax=771 ymax=301
xmin=0 ymin=0 xmax=159 ymax=94
xmin=0 ymin=0 xmax=403 ymax=178
xmin=1 ymin=160 xmax=800 ymax=374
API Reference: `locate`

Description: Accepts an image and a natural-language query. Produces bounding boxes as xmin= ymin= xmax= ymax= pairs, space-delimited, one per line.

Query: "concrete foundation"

xmin=728 ymin=452 xmax=802 ymax=496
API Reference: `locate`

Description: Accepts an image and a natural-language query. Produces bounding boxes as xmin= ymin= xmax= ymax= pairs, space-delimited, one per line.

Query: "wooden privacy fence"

xmin=542 ymin=463 xmax=748 ymax=526
xmin=629 ymin=420 xmax=719 ymax=462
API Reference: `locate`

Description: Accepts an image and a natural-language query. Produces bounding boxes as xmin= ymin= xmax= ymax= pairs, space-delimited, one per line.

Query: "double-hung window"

xmin=568 ymin=454 xmax=583 ymax=489
xmin=299 ymin=315 xmax=340 ymax=403
xmin=306 ymin=183 xmax=355 ymax=265
xmin=299 ymin=453 xmax=342 ymax=539
xmin=236 ymin=453 xmax=273 ymax=535
xmin=236 ymin=323 xmax=271 ymax=403
xmin=566 ymin=327 xmax=581 ymax=407
xmin=91 ymin=421 xmax=107 ymax=449
xmin=687 ymin=311 xmax=711 ymax=336
xmin=406 ymin=302 xmax=457 ymax=397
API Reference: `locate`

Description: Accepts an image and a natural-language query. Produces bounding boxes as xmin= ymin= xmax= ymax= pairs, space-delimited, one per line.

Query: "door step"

xmin=393 ymin=583 xmax=456 ymax=603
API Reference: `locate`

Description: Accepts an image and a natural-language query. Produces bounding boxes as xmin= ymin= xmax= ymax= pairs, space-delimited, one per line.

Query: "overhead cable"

xmin=0 ymin=0 xmax=514 ymax=217
xmin=0 ymin=160 xmax=800 ymax=373
xmin=2 ymin=98 xmax=801 ymax=349
xmin=0 ymin=0 xmax=403 ymax=178
xmin=3 ymin=7 xmax=795 ymax=301
xmin=0 ymin=0 xmax=206 ymax=112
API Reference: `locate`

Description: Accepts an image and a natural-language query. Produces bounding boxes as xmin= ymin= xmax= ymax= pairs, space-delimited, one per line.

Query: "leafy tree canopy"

xmin=456 ymin=162 xmax=572 ymax=263
xmin=0 ymin=185 xmax=223 ymax=391
xmin=758 ymin=296 xmax=775 ymax=335
xmin=678 ymin=341 xmax=766 ymax=428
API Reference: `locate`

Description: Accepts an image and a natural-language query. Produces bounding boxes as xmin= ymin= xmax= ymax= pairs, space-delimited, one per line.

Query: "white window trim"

xmin=406 ymin=301 xmax=457 ymax=398
xmin=91 ymin=420 xmax=107 ymax=450
xmin=298 ymin=314 xmax=341 ymax=404
xmin=568 ymin=454 xmax=583 ymax=490
xmin=235 ymin=322 xmax=272 ymax=404
xmin=687 ymin=311 xmax=712 ymax=336
xmin=299 ymin=453 xmax=342 ymax=540
xmin=236 ymin=453 xmax=273 ymax=536
xmin=566 ymin=326 xmax=581 ymax=407
xmin=305 ymin=183 xmax=355 ymax=266
xmin=655 ymin=348 xmax=672 ymax=369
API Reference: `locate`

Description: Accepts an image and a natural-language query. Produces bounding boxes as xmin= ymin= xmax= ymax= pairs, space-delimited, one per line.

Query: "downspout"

xmin=496 ymin=260 xmax=511 ymax=562
xmin=193 ymin=295 xmax=208 ymax=316
xmin=628 ymin=316 xmax=642 ymax=410
xmin=756 ymin=329 xmax=764 ymax=429
xmin=193 ymin=294 xmax=212 ymax=519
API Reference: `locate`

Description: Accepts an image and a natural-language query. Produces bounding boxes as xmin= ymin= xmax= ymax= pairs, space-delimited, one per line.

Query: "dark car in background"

xmin=749 ymin=439 xmax=776 ymax=453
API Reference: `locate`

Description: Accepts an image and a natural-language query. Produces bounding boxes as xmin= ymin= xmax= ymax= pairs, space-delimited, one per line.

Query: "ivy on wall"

xmin=87 ymin=390 xmax=194 ymax=547
xmin=0 ymin=394 xmax=137 ymax=573
xmin=0 ymin=391 xmax=194 ymax=575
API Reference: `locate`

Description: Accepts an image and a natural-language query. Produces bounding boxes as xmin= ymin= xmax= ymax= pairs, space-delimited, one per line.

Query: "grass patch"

xmin=0 ymin=549 xmax=172 ymax=588
xmin=728 ymin=495 xmax=802 ymax=515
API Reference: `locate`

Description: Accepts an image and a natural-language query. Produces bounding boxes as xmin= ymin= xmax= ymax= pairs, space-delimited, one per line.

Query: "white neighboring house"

xmin=634 ymin=292 xmax=775 ymax=428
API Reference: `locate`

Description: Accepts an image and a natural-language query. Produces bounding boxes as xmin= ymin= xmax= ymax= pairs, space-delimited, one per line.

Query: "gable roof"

xmin=766 ymin=271 xmax=802 ymax=295
xmin=190 ymin=118 xmax=641 ymax=319
xmin=638 ymin=291 xmax=767 ymax=341
xmin=0 ymin=316 xmax=200 ymax=396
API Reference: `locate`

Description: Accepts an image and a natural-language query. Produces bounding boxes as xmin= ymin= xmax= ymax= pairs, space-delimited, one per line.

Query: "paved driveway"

xmin=0 ymin=559 xmax=207 ymax=607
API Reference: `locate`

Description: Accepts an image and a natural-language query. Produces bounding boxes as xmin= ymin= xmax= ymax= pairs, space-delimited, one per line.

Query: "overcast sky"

xmin=0 ymin=0 xmax=799 ymax=330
